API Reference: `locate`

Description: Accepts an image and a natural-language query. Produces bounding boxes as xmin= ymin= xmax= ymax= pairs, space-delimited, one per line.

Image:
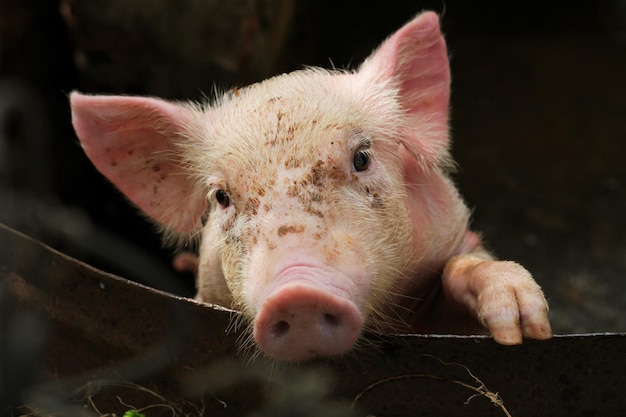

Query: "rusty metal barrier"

xmin=1 ymin=223 xmax=625 ymax=416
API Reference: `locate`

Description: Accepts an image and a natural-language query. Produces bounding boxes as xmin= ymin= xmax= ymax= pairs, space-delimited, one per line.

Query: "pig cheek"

xmin=218 ymin=215 xmax=272 ymax=317
xmin=216 ymin=233 xmax=252 ymax=313
xmin=195 ymin=222 xmax=233 ymax=306
xmin=360 ymin=187 xmax=415 ymax=311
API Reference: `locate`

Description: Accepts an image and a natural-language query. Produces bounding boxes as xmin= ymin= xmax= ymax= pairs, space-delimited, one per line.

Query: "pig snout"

xmin=253 ymin=283 xmax=363 ymax=361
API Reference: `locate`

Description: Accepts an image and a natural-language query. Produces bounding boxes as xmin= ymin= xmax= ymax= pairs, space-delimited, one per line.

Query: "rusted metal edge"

xmin=1 ymin=223 xmax=625 ymax=417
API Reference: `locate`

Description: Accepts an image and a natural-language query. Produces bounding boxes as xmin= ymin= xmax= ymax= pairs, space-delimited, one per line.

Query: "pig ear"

xmin=359 ymin=12 xmax=450 ymax=163
xmin=70 ymin=92 xmax=207 ymax=235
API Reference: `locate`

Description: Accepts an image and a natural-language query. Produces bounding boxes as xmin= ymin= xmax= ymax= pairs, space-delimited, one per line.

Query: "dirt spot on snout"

xmin=277 ymin=224 xmax=306 ymax=237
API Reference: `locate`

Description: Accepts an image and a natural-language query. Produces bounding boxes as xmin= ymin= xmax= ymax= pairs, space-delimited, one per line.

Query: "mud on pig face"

xmin=195 ymin=72 xmax=418 ymax=360
xmin=70 ymin=12 xmax=460 ymax=361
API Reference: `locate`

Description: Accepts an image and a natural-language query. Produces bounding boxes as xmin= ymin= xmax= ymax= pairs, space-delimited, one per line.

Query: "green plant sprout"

xmin=122 ymin=411 xmax=146 ymax=417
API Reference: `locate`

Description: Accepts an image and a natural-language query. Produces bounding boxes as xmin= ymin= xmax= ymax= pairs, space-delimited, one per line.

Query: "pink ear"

xmin=70 ymin=92 xmax=207 ymax=234
xmin=360 ymin=12 xmax=450 ymax=162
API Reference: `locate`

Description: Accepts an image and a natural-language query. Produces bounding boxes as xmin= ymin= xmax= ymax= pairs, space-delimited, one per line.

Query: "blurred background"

xmin=1 ymin=0 xmax=625 ymax=335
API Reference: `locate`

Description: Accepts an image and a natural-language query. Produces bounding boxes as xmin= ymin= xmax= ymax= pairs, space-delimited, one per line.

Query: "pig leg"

xmin=442 ymin=246 xmax=552 ymax=345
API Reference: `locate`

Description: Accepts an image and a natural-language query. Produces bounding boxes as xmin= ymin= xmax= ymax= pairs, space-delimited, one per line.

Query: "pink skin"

xmin=70 ymin=12 xmax=552 ymax=361
xmin=246 ymin=237 xmax=373 ymax=359
xmin=253 ymin=265 xmax=363 ymax=361
xmin=172 ymin=252 xmax=199 ymax=275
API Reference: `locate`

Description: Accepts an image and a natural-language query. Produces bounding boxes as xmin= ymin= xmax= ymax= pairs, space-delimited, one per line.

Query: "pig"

xmin=70 ymin=12 xmax=552 ymax=361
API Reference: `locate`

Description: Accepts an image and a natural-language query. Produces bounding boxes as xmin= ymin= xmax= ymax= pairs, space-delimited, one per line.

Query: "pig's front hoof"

xmin=443 ymin=256 xmax=552 ymax=345
xmin=253 ymin=283 xmax=363 ymax=361
xmin=471 ymin=261 xmax=552 ymax=345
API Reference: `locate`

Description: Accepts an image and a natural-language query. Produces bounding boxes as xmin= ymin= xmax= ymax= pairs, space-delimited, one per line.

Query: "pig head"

xmin=70 ymin=12 xmax=551 ymax=361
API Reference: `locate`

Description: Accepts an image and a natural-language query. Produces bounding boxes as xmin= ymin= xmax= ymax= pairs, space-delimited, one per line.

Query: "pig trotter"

xmin=442 ymin=255 xmax=552 ymax=345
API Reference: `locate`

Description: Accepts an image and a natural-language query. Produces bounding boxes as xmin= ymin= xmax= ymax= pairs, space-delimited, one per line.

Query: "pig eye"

xmin=215 ymin=189 xmax=231 ymax=208
xmin=353 ymin=149 xmax=371 ymax=172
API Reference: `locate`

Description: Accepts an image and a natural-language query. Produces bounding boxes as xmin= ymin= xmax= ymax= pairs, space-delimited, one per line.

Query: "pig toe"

xmin=481 ymin=291 xmax=552 ymax=345
xmin=490 ymin=327 xmax=523 ymax=346
xmin=521 ymin=316 xmax=552 ymax=340
xmin=514 ymin=280 xmax=552 ymax=340
xmin=471 ymin=261 xmax=552 ymax=345
xmin=519 ymin=298 xmax=552 ymax=340
xmin=477 ymin=292 xmax=524 ymax=345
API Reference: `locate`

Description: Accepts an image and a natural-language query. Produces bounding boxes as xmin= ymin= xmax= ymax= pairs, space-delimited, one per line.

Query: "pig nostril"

xmin=272 ymin=320 xmax=290 ymax=337
xmin=324 ymin=313 xmax=339 ymax=327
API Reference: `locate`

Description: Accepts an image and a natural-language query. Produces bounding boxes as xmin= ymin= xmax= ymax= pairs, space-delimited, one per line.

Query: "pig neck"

xmin=383 ymin=230 xmax=484 ymax=335
xmin=374 ymin=157 xmax=485 ymax=334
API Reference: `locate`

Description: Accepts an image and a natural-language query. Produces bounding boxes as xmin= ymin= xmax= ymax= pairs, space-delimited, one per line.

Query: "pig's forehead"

xmin=185 ymin=69 xmax=406 ymax=180
xmin=207 ymin=69 xmax=401 ymax=149
xmin=227 ymin=72 xmax=359 ymax=125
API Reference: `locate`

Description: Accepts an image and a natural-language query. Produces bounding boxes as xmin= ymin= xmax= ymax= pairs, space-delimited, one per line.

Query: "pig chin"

xmin=244 ymin=255 xmax=370 ymax=361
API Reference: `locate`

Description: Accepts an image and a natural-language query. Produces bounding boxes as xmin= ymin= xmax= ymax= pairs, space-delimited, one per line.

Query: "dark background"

xmin=1 ymin=0 xmax=625 ymax=334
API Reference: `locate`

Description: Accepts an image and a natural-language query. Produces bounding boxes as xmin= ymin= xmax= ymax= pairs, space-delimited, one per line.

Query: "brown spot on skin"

xmin=221 ymin=213 xmax=237 ymax=233
xmin=240 ymin=223 xmax=260 ymax=248
xmin=152 ymin=164 xmax=161 ymax=172
xmin=371 ymin=193 xmax=384 ymax=209
xmin=232 ymin=87 xmax=240 ymax=97
xmin=246 ymin=197 xmax=260 ymax=215
xmin=224 ymin=232 xmax=246 ymax=252
xmin=311 ymin=160 xmax=325 ymax=187
xmin=329 ymin=162 xmax=348 ymax=182
xmin=127 ymin=149 xmax=134 ymax=156
xmin=322 ymin=242 xmax=340 ymax=264
xmin=305 ymin=207 xmax=324 ymax=218
xmin=285 ymin=157 xmax=300 ymax=169
xmin=313 ymin=233 xmax=322 ymax=240
xmin=287 ymin=184 xmax=299 ymax=198
xmin=308 ymin=158 xmax=350 ymax=189
xmin=277 ymin=224 xmax=305 ymax=237
xmin=266 ymin=238 xmax=277 ymax=250
xmin=286 ymin=123 xmax=298 ymax=137
xmin=110 ymin=160 xmax=117 ymax=167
